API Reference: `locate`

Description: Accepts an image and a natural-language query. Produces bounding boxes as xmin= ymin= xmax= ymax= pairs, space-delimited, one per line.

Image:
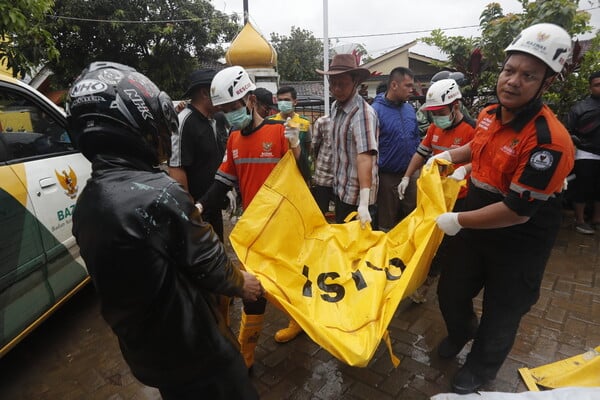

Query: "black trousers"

xmin=428 ymin=197 xmax=466 ymax=277
xmin=571 ymin=158 xmax=600 ymax=203
xmin=334 ymin=196 xmax=378 ymax=230
xmin=243 ymin=296 xmax=267 ymax=315
xmin=157 ymin=354 xmax=258 ymax=400
xmin=437 ymin=226 xmax=557 ymax=380
xmin=311 ymin=184 xmax=334 ymax=215
xmin=203 ymin=207 xmax=224 ymax=242
xmin=377 ymin=171 xmax=418 ymax=231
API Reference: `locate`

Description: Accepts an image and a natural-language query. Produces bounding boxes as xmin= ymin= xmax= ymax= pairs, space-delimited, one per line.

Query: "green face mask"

xmin=277 ymin=100 xmax=294 ymax=114
xmin=225 ymin=106 xmax=252 ymax=130
xmin=432 ymin=111 xmax=454 ymax=129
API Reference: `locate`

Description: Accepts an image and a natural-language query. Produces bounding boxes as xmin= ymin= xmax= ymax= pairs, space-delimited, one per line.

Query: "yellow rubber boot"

xmin=238 ymin=312 xmax=264 ymax=369
xmin=274 ymin=319 xmax=303 ymax=343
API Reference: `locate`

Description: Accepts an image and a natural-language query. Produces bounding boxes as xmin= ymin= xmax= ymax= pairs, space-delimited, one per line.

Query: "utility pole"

xmin=323 ymin=0 xmax=330 ymax=114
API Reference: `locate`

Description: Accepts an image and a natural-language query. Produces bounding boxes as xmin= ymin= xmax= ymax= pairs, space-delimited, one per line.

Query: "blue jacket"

xmin=372 ymin=93 xmax=420 ymax=173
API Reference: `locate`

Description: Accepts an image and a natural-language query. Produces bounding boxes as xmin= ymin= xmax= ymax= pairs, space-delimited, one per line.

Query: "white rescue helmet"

xmin=504 ymin=23 xmax=572 ymax=73
xmin=423 ymin=79 xmax=462 ymax=111
xmin=210 ymin=66 xmax=256 ymax=106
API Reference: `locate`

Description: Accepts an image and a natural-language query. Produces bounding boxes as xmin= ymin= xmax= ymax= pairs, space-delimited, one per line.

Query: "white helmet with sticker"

xmin=210 ymin=66 xmax=256 ymax=106
xmin=505 ymin=23 xmax=572 ymax=73
xmin=423 ymin=79 xmax=462 ymax=111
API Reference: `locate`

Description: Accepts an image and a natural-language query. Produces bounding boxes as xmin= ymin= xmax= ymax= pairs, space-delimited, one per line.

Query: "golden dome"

xmin=226 ymin=22 xmax=277 ymax=68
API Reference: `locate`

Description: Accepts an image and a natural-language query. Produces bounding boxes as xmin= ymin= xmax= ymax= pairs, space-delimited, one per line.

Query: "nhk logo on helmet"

xmin=124 ymin=89 xmax=153 ymax=120
xmin=70 ymin=79 xmax=108 ymax=96
xmin=55 ymin=166 xmax=79 ymax=199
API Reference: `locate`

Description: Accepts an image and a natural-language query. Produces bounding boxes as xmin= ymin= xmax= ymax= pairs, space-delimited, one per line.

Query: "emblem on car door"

xmin=55 ymin=167 xmax=79 ymax=199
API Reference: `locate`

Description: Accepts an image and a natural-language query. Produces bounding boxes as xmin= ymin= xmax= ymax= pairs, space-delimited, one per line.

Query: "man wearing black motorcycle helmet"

xmin=68 ymin=61 xmax=261 ymax=400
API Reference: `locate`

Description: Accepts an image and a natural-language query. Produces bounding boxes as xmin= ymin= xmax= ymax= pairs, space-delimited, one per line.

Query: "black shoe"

xmin=452 ymin=366 xmax=488 ymax=394
xmin=575 ymin=222 xmax=595 ymax=235
xmin=437 ymin=337 xmax=468 ymax=359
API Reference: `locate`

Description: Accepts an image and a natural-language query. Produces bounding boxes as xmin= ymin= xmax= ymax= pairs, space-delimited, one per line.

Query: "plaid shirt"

xmin=312 ymin=115 xmax=334 ymax=187
xmin=330 ymin=93 xmax=379 ymax=205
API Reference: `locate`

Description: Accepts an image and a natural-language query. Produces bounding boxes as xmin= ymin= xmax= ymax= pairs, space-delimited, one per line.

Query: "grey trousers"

xmin=376 ymin=170 xmax=418 ymax=231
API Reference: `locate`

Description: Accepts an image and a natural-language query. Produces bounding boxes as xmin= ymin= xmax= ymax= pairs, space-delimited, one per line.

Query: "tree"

xmin=46 ymin=0 xmax=240 ymax=98
xmin=421 ymin=0 xmax=600 ymax=118
xmin=0 ymin=0 xmax=59 ymax=78
xmin=271 ymin=26 xmax=323 ymax=81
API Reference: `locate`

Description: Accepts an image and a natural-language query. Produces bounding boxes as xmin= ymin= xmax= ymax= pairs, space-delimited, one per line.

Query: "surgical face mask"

xmin=225 ymin=106 xmax=252 ymax=130
xmin=277 ymin=100 xmax=294 ymax=114
xmin=432 ymin=111 xmax=454 ymax=129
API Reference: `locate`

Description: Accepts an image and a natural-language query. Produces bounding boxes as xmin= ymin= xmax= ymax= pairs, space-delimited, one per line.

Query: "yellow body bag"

xmin=230 ymin=151 xmax=461 ymax=367
xmin=519 ymin=346 xmax=600 ymax=390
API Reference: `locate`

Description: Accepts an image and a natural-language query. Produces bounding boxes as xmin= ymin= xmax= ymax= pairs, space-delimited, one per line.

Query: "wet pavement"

xmin=0 ymin=209 xmax=598 ymax=399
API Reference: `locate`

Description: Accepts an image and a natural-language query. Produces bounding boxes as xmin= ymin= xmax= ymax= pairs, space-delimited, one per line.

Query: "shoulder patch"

xmin=518 ymin=146 xmax=562 ymax=190
xmin=529 ymin=150 xmax=554 ymax=171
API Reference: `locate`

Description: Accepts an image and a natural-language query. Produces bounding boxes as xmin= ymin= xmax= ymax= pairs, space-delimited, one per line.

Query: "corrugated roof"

xmin=280 ymin=81 xmax=324 ymax=98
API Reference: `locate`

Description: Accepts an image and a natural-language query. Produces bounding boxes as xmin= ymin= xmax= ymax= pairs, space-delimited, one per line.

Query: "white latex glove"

xmin=226 ymin=190 xmax=237 ymax=213
xmin=398 ymin=176 xmax=410 ymax=200
xmin=195 ymin=202 xmax=204 ymax=214
xmin=562 ymin=178 xmax=568 ymax=191
xmin=449 ymin=166 xmax=467 ymax=181
xmin=425 ymin=150 xmax=452 ymax=167
xmin=436 ymin=212 xmax=462 ymax=236
xmin=356 ymin=188 xmax=372 ymax=228
xmin=284 ymin=117 xmax=300 ymax=148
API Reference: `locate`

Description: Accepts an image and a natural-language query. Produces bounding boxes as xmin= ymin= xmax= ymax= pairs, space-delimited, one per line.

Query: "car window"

xmin=0 ymin=90 xmax=73 ymax=162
